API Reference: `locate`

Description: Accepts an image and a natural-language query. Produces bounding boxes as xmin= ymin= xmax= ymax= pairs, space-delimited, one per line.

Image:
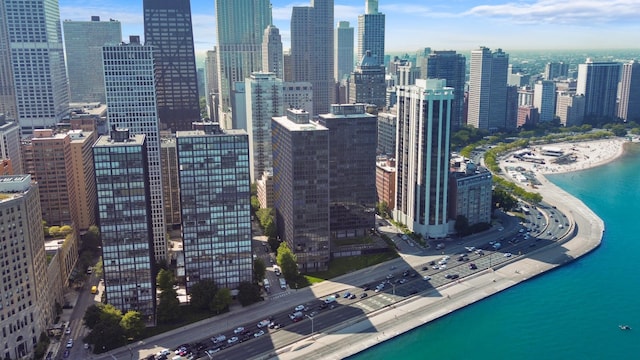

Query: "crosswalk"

xmin=269 ymin=290 xmax=291 ymax=300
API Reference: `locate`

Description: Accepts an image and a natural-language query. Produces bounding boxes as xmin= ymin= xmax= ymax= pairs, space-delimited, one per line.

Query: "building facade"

xmin=348 ymin=51 xmax=386 ymax=109
xmin=448 ymin=160 xmax=492 ymax=226
xmin=375 ymin=158 xmax=396 ymax=210
xmin=576 ymin=59 xmax=620 ymax=120
xmin=215 ymin=0 xmax=272 ymax=129
xmin=0 ymin=0 xmax=17 ymax=120
xmin=103 ymin=36 xmax=167 ymax=262
xmin=334 ymin=21 xmax=354 ymax=84
xmin=0 ymin=118 xmax=23 ymax=174
xmin=93 ymin=129 xmax=156 ymax=323
xmin=176 ymin=123 xmax=252 ymax=291
xmin=376 ymin=110 xmax=396 ymax=156
xmin=467 ymin=47 xmax=509 ymax=131
xmin=544 ymin=62 xmax=568 ymax=80
xmin=318 ymin=104 xmax=377 ymax=240
xmin=160 ymin=136 xmax=181 ymax=228
xmin=425 ymin=50 xmax=466 ymax=130
xmin=357 ymin=0 xmax=385 ymax=66
xmin=555 ymin=92 xmax=585 ymax=127
xmin=272 ymin=109 xmax=330 ymax=271
xmin=533 ymin=80 xmax=557 ymax=122
xmin=618 ymin=60 xmax=640 ymax=122
xmin=63 ymin=17 xmax=122 ymax=104
xmin=69 ymin=129 xmax=98 ymax=231
xmin=394 ymin=79 xmax=453 ymax=238
xmin=262 ymin=25 xmax=284 ymax=80
xmin=2 ymin=0 xmax=69 ymax=133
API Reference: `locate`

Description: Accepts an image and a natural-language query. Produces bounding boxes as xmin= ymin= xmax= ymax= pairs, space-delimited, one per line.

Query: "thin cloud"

xmin=466 ymin=0 xmax=640 ymax=24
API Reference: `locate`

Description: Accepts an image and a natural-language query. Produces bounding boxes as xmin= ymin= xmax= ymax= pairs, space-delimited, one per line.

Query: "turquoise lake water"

xmin=350 ymin=143 xmax=640 ymax=360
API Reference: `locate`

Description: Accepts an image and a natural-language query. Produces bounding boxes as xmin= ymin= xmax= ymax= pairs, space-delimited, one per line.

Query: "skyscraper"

xmin=176 ymin=123 xmax=252 ymax=291
xmin=467 ymin=47 xmax=509 ymax=131
xmin=103 ymin=36 xmax=167 ymax=262
xmin=262 ymin=25 xmax=284 ymax=80
xmin=357 ymin=0 xmax=385 ymax=66
xmin=556 ymin=92 xmax=585 ymax=127
xmin=63 ymin=17 xmax=122 ymax=104
xmin=318 ymin=104 xmax=377 ymax=240
xmin=215 ymin=0 xmax=272 ymax=129
xmin=2 ymin=0 xmax=69 ymax=133
xmin=617 ymin=60 xmax=640 ymax=122
xmin=0 ymin=118 xmax=23 ymax=174
xmin=576 ymin=59 xmax=620 ymax=120
xmin=394 ymin=79 xmax=453 ymax=238
xmin=544 ymin=62 xmax=569 ymax=80
xmin=144 ymin=0 xmax=200 ymax=132
xmin=334 ymin=21 xmax=354 ymax=83
xmin=425 ymin=50 xmax=466 ymax=130
xmin=0 ymin=0 xmax=16 ymax=120
xmin=272 ymin=109 xmax=330 ymax=271
xmin=246 ymin=72 xmax=284 ymax=181
xmin=291 ymin=0 xmax=334 ymax=115
xmin=204 ymin=48 xmax=219 ymax=122
xmin=348 ymin=51 xmax=386 ymax=108
xmin=533 ymin=80 xmax=557 ymax=122
xmin=93 ymin=129 xmax=156 ymax=323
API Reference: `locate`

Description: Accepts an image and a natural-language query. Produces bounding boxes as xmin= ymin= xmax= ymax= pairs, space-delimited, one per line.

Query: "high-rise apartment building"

xmin=262 ymin=25 xmax=284 ymax=80
xmin=394 ymin=79 xmax=453 ymax=238
xmin=544 ymin=62 xmax=569 ymax=80
xmin=0 ymin=0 xmax=17 ymax=120
xmin=533 ymin=80 xmax=557 ymax=122
xmin=318 ymin=104 xmax=377 ymax=240
xmin=618 ymin=60 xmax=640 ymax=122
xmin=69 ymin=129 xmax=98 ymax=231
xmin=143 ymin=0 xmax=200 ymax=132
xmin=468 ymin=47 xmax=509 ymax=131
xmin=425 ymin=50 xmax=466 ymax=130
xmin=93 ymin=129 xmax=156 ymax=322
xmin=577 ymin=59 xmax=620 ymax=120
xmin=448 ymin=160 xmax=492 ymax=226
xmin=63 ymin=17 xmax=122 ymax=104
xmin=272 ymin=109 xmax=330 ymax=271
xmin=377 ymin=110 xmax=396 ymax=156
xmin=103 ymin=36 xmax=167 ymax=262
xmin=0 ymin=175 xmax=52 ymax=359
xmin=215 ymin=0 xmax=272 ymax=129
xmin=556 ymin=92 xmax=585 ymax=127
xmin=2 ymin=0 xmax=69 ymax=133
xmin=0 ymin=118 xmax=23 ymax=174
xmin=160 ymin=136 xmax=181 ymax=228
xmin=335 ymin=21 xmax=354 ymax=83
xmin=348 ymin=51 xmax=386 ymax=109
xmin=246 ymin=73 xmax=284 ymax=181
xmin=291 ymin=0 xmax=334 ymax=115
xmin=376 ymin=158 xmax=396 ymax=210
xmin=176 ymin=123 xmax=252 ymax=291
xmin=357 ymin=0 xmax=385 ymax=66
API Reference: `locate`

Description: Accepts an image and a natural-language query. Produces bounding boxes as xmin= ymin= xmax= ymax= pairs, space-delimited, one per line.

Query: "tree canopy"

xmin=156 ymin=269 xmax=175 ymax=292
xmin=253 ymin=258 xmax=266 ymax=284
xmin=211 ymin=288 xmax=232 ymax=314
xmin=276 ymin=242 xmax=298 ymax=283
xmin=237 ymin=281 xmax=262 ymax=306
xmin=189 ymin=279 xmax=218 ymax=311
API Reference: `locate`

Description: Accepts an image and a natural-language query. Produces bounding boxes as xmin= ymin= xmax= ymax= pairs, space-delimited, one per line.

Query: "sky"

xmin=58 ymin=0 xmax=640 ymax=59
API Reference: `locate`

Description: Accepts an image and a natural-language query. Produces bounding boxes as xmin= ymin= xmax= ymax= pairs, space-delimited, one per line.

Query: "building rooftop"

xmin=272 ymin=116 xmax=328 ymax=132
xmin=0 ymin=175 xmax=32 ymax=197
xmin=94 ymin=133 xmax=146 ymax=147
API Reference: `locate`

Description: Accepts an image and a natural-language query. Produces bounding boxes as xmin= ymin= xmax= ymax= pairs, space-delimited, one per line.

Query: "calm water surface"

xmin=350 ymin=143 xmax=640 ymax=360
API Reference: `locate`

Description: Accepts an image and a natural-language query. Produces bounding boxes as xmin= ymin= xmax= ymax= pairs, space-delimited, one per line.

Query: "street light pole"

xmin=306 ymin=315 xmax=315 ymax=338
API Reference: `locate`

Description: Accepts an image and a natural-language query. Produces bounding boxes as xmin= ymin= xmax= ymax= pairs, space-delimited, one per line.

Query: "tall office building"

xmin=318 ymin=104 xmax=377 ymax=240
xmin=272 ymin=109 xmax=330 ymax=271
xmin=394 ymin=79 xmax=453 ymax=238
xmin=246 ymin=73 xmax=284 ymax=181
xmin=576 ymin=59 xmax=620 ymax=119
xmin=544 ymin=62 xmax=569 ymax=80
xmin=215 ymin=0 xmax=272 ymax=129
xmin=103 ymin=36 xmax=167 ymax=262
xmin=160 ymin=136 xmax=181 ymax=228
xmin=0 ymin=118 xmax=23 ymax=174
xmin=617 ymin=60 xmax=640 ymax=122
xmin=376 ymin=110 xmax=396 ymax=156
xmin=0 ymin=0 xmax=17 ymax=120
xmin=0 ymin=175 xmax=53 ymax=359
xmin=93 ymin=129 xmax=156 ymax=323
xmin=348 ymin=51 xmax=386 ymax=108
xmin=357 ymin=0 xmax=385 ymax=65
xmin=262 ymin=25 xmax=284 ymax=80
xmin=63 ymin=17 xmax=122 ymax=104
xmin=291 ymin=0 xmax=334 ymax=115
xmin=204 ymin=48 xmax=219 ymax=122
xmin=533 ymin=80 xmax=557 ymax=122
xmin=467 ymin=47 xmax=509 ymax=131
xmin=176 ymin=122 xmax=252 ymax=291
xmin=335 ymin=21 xmax=354 ymax=83
xmin=2 ymin=0 xmax=69 ymax=133
xmin=425 ymin=50 xmax=466 ymax=130
xmin=144 ymin=0 xmax=200 ymax=132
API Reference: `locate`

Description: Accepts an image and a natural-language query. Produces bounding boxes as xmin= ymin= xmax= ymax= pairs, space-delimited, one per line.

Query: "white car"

xmin=233 ymin=326 xmax=244 ymax=334
xmin=65 ymin=327 xmax=71 ymax=335
xmin=422 ymin=276 xmax=431 ymax=281
xmin=504 ymin=252 xmax=512 ymax=257
xmin=66 ymin=340 xmax=74 ymax=348
xmin=227 ymin=336 xmax=239 ymax=345
xmin=254 ymin=330 xmax=265 ymax=338
xmin=294 ymin=305 xmax=305 ymax=312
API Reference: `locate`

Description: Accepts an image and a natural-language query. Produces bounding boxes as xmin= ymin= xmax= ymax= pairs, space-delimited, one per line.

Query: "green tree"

xmin=253 ymin=258 xmax=266 ymax=284
xmin=199 ymin=96 xmax=209 ymax=120
xmin=156 ymin=269 xmax=174 ymax=292
xmin=120 ymin=311 xmax=145 ymax=339
xmin=48 ymin=226 xmax=61 ymax=237
xmin=251 ymin=195 xmax=260 ymax=212
xmin=86 ymin=316 xmax=126 ymax=353
xmin=33 ymin=332 xmax=50 ymax=360
xmin=83 ymin=304 xmax=104 ymax=329
xmin=454 ymin=215 xmax=470 ymax=236
xmin=82 ymin=225 xmax=101 ymax=250
xmin=156 ymin=289 xmax=180 ymax=323
xmin=376 ymin=201 xmax=391 ymax=218
xmin=59 ymin=225 xmax=73 ymax=236
xmin=210 ymin=288 xmax=232 ymax=314
xmin=237 ymin=281 xmax=262 ymax=306
xmin=188 ymin=279 xmax=218 ymax=311
xmin=264 ymin=219 xmax=277 ymax=238
xmin=276 ymin=242 xmax=298 ymax=283
xmin=42 ymin=220 xmax=49 ymax=238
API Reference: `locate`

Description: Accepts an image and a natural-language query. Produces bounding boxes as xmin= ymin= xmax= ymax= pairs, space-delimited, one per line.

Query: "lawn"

xmin=332 ymin=236 xmax=374 ymax=246
xmin=304 ymin=252 xmax=399 ymax=282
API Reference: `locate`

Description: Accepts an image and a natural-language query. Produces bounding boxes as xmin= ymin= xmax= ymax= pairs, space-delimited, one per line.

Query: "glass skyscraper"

xmin=357 ymin=0 xmax=385 ymax=66
xmin=144 ymin=0 xmax=200 ymax=132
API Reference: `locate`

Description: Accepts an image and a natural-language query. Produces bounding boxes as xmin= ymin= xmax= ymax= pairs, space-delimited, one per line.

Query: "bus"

xmin=90 ymin=286 xmax=98 ymax=294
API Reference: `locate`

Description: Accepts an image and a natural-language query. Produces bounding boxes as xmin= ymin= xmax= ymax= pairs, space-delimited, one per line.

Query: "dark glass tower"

xmin=143 ymin=0 xmax=200 ymax=132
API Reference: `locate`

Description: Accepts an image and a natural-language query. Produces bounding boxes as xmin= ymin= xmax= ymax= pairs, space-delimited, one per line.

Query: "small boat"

xmin=619 ymin=325 xmax=631 ymax=330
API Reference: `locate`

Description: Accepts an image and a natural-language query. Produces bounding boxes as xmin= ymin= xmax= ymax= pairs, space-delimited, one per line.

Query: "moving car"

xmin=294 ymin=304 xmax=305 ymax=311
xmin=233 ymin=327 xmax=244 ymax=334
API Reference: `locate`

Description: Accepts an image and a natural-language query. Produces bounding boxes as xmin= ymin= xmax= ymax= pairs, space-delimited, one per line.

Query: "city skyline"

xmin=58 ymin=0 xmax=640 ymax=57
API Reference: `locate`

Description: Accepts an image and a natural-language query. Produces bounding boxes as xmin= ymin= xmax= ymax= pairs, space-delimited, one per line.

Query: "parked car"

xmin=360 ymin=293 xmax=369 ymax=299
xmin=233 ymin=327 xmax=245 ymax=335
